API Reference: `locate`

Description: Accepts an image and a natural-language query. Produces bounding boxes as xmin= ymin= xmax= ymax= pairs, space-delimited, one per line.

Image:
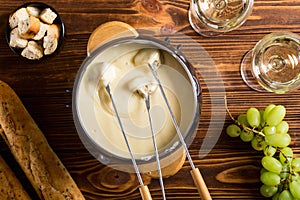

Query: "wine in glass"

xmin=241 ymin=32 xmax=300 ymax=94
xmin=188 ymin=0 xmax=254 ymax=37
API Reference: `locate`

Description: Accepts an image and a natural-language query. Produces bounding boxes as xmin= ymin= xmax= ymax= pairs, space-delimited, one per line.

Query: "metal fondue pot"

xmin=72 ymin=35 xmax=202 ymax=173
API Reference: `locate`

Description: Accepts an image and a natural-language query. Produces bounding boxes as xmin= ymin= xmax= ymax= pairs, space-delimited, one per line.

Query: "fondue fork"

xmin=131 ymin=77 xmax=166 ymax=200
xmin=148 ymin=62 xmax=212 ymax=200
xmin=99 ymin=63 xmax=152 ymax=200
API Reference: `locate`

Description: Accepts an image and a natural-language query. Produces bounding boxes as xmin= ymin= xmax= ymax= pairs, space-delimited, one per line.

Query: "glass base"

xmin=240 ymin=50 xmax=269 ymax=92
xmin=188 ymin=9 xmax=223 ymax=37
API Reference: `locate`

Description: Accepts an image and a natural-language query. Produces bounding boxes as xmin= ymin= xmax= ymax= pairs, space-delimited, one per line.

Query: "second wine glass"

xmin=241 ymin=32 xmax=300 ymax=94
xmin=188 ymin=0 xmax=254 ymax=37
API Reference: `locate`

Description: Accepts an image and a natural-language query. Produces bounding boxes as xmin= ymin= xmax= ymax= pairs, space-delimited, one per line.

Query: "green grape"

xmin=264 ymin=145 xmax=277 ymax=157
xmin=226 ymin=124 xmax=241 ymax=137
xmin=262 ymin=156 xmax=283 ymax=174
xmin=260 ymin=184 xmax=278 ymax=197
xmin=264 ymin=104 xmax=276 ymax=120
xmin=263 ymin=126 xmax=277 ymax=135
xmin=265 ymin=105 xmax=286 ymax=126
xmin=226 ymin=104 xmax=298 ymax=199
xmin=272 ymin=193 xmax=280 ymax=200
xmin=292 ymin=158 xmax=300 ymax=172
xmin=251 ymin=136 xmax=265 ymax=151
xmin=280 ymin=164 xmax=290 ymax=179
xmin=278 ymin=190 xmax=294 ymax=200
xmin=279 ymin=147 xmax=293 ymax=164
xmin=276 ymin=121 xmax=289 ymax=134
xmin=260 ymin=171 xmax=281 ymax=186
xmin=260 ymin=167 xmax=268 ymax=175
xmin=240 ymin=131 xmax=254 ymax=142
xmin=290 ymin=181 xmax=300 ymax=199
xmin=237 ymin=114 xmax=250 ymax=126
xmin=265 ymin=133 xmax=291 ymax=148
xmin=247 ymin=107 xmax=261 ymax=127
xmin=292 ymin=172 xmax=300 ymax=183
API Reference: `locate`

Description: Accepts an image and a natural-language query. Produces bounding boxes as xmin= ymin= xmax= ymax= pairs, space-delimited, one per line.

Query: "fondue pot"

xmin=72 ymin=35 xmax=202 ymax=173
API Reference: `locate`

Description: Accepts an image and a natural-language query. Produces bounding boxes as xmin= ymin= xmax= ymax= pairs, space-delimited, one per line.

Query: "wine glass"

xmin=188 ymin=0 xmax=254 ymax=37
xmin=241 ymin=32 xmax=300 ymax=94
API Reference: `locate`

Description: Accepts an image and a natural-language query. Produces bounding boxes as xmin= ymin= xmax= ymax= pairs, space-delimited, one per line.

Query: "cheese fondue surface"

xmin=76 ymin=47 xmax=195 ymax=160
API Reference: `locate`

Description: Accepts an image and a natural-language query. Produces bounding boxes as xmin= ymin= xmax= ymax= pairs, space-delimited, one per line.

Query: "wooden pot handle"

xmin=87 ymin=21 xmax=138 ymax=55
xmin=190 ymin=168 xmax=212 ymax=200
xmin=139 ymin=185 xmax=152 ymax=200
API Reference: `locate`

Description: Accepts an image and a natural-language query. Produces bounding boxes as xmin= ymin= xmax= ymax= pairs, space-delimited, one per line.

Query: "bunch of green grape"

xmin=226 ymin=104 xmax=300 ymax=199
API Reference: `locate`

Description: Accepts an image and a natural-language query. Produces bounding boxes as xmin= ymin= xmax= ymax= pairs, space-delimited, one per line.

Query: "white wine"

xmin=189 ymin=0 xmax=253 ymax=36
xmin=251 ymin=32 xmax=300 ymax=93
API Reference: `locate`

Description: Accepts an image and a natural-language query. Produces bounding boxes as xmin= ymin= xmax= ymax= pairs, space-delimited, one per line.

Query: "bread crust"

xmin=0 ymin=154 xmax=31 ymax=200
xmin=10 ymin=28 xmax=28 ymax=48
xmin=9 ymin=7 xmax=29 ymax=29
xmin=21 ymin=41 xmax=43 ymax=60
xmin=47 ymin=24 xmax=60 ymax=38
xmin=0 ymin=81 xmax=85 ymax=200
xmin=26 ymin=6 xmax=41 ymax=17
xmin=33 ymin=22 xmax=49 ymax=40
xmin=43 ymin=35 xmax=58 ymax=55
xmin=40 ymin=8 xmax=57 ymax=24
xmin=18 ymin=16 xmax=41 ymax=39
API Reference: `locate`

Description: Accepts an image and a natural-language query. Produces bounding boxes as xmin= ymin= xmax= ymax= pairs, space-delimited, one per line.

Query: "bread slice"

xmin=0 ymin=80 xmax=86 ymax=200
xmin=40 ymin=8 xmax=57 ymax=24
xmin=9 ymin=7 xmax=29 ymax=29
xmin=26 ymin=6 xmax=41 ymax=17
xmin=21 ymin=41 xmax=43 ymax=60
xmin=43 ymin=24 xmax=60 ymax=55
xmin=0 ymin=154 xmax=31 ymax=200
xmin=33 ymin=21 xmax=49 ymax=40
xmin=43 ymin=35 xmax=58 ymax=55
xmin=18 ymin=16 xmax=41 ymax=39
xmin=9 ymin=28 xmax=28 ymax=48
xmin=47 ymin=24 xmax=60 ymax=38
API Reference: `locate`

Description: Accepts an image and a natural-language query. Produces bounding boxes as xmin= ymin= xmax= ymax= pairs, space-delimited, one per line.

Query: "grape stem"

xmin=224 ymin=95 xmax=265 ymax=137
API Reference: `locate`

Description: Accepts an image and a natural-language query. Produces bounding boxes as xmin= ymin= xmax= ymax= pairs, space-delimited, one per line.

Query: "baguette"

xmin=18 ymin=16 xmax=41 ymax=39
xmin=43 ymin=24 xmax=60 ymax=55
xmin=40 ymin=8 xmax=57 ymax=24
xmin=21 ymin=41 xmax=43 ymax=60
xmin=33 ymin=22 xmax=49 ymax=40
xmin=47 ymin=24 xmax=60 ymax=39
xmin=10 ymin=28 xmax=28 ymax=48
xmin=26 ymin=6 xmax=41 ymax=17
xmin=0 ymin=154 xmax=31 ymax=200
xmin=43 ymin=35 xmax=58 ymax=55
xmin=9 ymin=7 xmax=29 ymax=29
xmin=0 ymin=80 xmax=85 ymax=200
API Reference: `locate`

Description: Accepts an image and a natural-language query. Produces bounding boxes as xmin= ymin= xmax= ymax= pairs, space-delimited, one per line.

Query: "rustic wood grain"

xmin=0 ymin=0 xmax=300 ymax=199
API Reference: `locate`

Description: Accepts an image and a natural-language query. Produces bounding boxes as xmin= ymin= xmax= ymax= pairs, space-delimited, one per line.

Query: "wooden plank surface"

xmin=0 ymin=0 xmax=300 ymax=199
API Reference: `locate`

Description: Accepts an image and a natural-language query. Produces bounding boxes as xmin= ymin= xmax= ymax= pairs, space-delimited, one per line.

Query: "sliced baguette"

xmin=40 ymin=8 xmax=57 ymax=24
xmin=43 ymin=35 xmax=58 ymax=55
xmin=9 ymin=7 xmax=29 ymax=29
xmin=47 ymin=24 xmax=60 ymax=38
xmin=0 ymin=80 xmax=86 ymax=200
xmin=0 ymin=154 xmax=31 ymax=200
xmin=18 ymin=16 xmax=41 ymax=39
xmin=21 ymin=41 xmax=43 ymax=60
xmin=33 ymin=21 xmax=49 ymax=40
xmin=43 ymin=24 xmax=60 ymax=55
xmin=9 ymin=28 xmax=28 ymax=48
xmin=26 ymin=6 xmax=41 ymax=17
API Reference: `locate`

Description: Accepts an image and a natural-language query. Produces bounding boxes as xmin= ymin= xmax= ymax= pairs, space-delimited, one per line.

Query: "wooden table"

xmin=1 ymin=0 xmax=300 ymax=199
